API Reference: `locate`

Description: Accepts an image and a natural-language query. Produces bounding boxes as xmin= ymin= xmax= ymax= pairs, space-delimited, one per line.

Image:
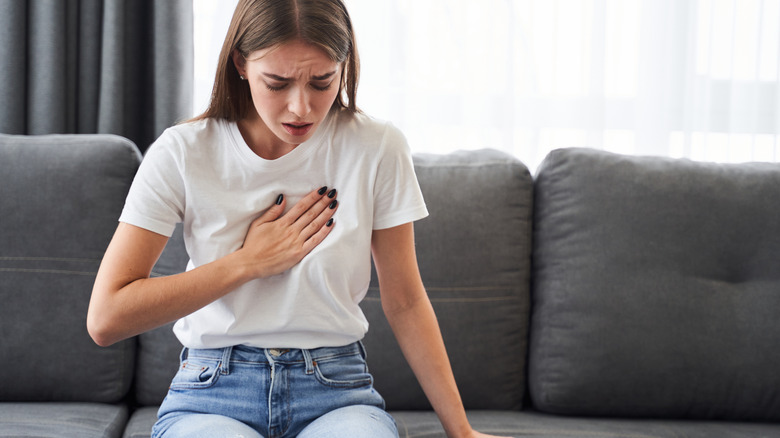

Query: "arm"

xmin=371 ymin=223 xmax=510 ymax=438
xmin=87 ymin=187 xmax=338 ymax=347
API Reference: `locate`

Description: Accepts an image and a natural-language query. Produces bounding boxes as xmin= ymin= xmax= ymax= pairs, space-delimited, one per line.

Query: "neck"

xmin=236 ymin=112 xmax=294 ymax=160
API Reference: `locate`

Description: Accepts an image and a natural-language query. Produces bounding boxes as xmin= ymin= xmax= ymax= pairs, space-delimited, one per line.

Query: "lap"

xmin=154 ymin=344 xmax=395 ymax=437
xmin=297 ymin=405 xmax=399 ymax=438
xmin=153 ymin=413 xmax=264 ymax=438
xmin=154 ymin=406 xmax=397 ymax=438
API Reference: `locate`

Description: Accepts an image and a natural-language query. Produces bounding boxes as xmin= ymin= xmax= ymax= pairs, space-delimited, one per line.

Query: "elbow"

xmin=87 ymin=314 xmax=115 ymax=348
xmin=86 ymin=305 xmax=122 ymax=347
xmin=90 ymin=334 xmax=116 ymax=349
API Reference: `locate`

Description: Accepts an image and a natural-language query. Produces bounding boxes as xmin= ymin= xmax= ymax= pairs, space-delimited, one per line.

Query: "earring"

xmin=239 ymin=74 xmax=246 ymax=80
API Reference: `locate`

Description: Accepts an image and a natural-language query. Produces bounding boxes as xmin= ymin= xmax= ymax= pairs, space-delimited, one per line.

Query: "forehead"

xmin=246 ymin=40 xmax=339 ymax=75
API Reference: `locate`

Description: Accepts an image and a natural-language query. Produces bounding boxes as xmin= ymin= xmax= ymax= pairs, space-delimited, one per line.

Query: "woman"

xmin=88 ymin=1 xmax=509 ymax=437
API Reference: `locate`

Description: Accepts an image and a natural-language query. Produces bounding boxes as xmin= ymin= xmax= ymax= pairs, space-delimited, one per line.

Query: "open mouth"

xmin=283 ymin=122 xmax=314 ymax=136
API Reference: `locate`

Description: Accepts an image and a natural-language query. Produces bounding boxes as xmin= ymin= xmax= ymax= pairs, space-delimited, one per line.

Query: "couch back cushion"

xmin=363 ymin=149 xmax=533 ymax=410
xmin=529 ymin=147 xmax=780 ymax=421
xmin=0 ymin=134 xmax=140 ymax=403
xmin=136 ymin=150 xmax=534 ymax=410
xmin=135 ymin=224 xmax=187 ymax=406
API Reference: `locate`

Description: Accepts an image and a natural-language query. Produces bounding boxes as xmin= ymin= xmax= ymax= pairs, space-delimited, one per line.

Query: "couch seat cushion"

xmin=108 ymin=407 xmax=780 ymax=438
xmin=0 ymin=402 xmax=128 ymax=438
xmin=122 ymin=407 xmax=158 ymax=438
xmin=392 ymin=410 xmax=780 ymax=438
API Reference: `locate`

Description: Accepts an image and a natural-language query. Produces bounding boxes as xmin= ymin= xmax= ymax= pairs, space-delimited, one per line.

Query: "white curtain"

xmin=195 ymin=0 xmax=780 ymax=171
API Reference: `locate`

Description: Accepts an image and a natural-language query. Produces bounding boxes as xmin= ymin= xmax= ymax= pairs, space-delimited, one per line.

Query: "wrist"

xmin=227 ymin=248 xmax=262 ymax=283
xmin=440 ymin=413 xmax=473 ymax=438
xmin=445 ymin=426 xmax=475 ymax=438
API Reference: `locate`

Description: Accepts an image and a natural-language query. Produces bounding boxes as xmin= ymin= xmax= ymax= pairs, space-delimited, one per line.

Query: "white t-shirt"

xmin=119 ymin=109 xmax=428 ymax=349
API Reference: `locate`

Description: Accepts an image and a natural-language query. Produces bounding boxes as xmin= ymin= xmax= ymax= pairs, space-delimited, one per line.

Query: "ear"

xmin=231 ymin=49 xmax=246 ymax=77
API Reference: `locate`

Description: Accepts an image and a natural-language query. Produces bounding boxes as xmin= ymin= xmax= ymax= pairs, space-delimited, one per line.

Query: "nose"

xmin=287 ymin=86 xmax=311 ymax=118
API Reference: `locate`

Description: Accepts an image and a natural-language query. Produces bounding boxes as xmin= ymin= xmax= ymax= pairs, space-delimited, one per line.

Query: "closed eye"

xmin=265 ymin=82 xmax=288 ymax=92
xmin=262 ymin=71 xmax=337 ymax=93
xmin=311 ymin=82 xmax=333 ymax=91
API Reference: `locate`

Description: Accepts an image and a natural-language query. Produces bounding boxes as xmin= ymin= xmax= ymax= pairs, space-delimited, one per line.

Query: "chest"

xmin=179 ymin=145 xmax=379 ymax=259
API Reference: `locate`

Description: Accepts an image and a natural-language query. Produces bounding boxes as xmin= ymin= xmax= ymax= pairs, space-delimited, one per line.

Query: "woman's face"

xmin=233 ymin=40 xmax=342 ymax=150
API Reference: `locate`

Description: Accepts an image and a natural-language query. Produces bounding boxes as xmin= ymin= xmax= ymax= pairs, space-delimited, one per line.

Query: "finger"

xmin=301 ymin=214 xmax=336 ymax=254
xmin=282 ymin=186 xmax=330 ymax=225
xmin=300 ymin=198 xmax=338 ymax=241
xmin=290 ymin=188 xmax=337 ymax=230
xmin=251 ymin=194 xmax=286 ymax=226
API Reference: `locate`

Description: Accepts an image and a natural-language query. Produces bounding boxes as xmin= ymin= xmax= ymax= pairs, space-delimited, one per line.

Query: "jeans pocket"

xmin=313 ymin=352 xmax=374 ymax=389
xmin=169 ymin=356 xmax=222 ymax=390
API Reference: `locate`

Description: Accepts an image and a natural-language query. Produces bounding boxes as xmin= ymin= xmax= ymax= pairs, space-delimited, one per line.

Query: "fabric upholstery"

xmin=134 ymin=225 xmax=188 ymax=406
xmin=362 ymin=149 xmax=534 ymax=410
xmin=391 ymin=410 xmax=780 ymax=438
xmin=529 ymin=147 xmax=780 ymax=420
xmin=122 ymin=407 xmax=159 ymax=438
xmin=0 ymin=134 xmax=140 ymax=403
xmin=0 ymin=402 xmax=128 ymax=438
xmin=120 ymin=408 xmax=780 ymax=438
xmin=5 ymin=140 xmax=780 ymax=437
xmin=133 ymin=322 xmax=181 ymax=407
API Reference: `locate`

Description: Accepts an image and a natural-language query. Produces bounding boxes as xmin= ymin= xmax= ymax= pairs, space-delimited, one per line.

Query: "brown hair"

xmin=194 ymin=0 xmax=360 ymax=122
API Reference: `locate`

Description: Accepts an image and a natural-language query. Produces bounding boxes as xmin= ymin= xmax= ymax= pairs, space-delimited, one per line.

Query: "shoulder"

xmin=145 ymin=118 xmax=231 ymax=163
xmin=330 ymin=110 xmax=409 ymax=154
xmin=153 ymin=118 xmax=225 ymax=150
xmin=332 ymin=110 xmax=398 ymax=136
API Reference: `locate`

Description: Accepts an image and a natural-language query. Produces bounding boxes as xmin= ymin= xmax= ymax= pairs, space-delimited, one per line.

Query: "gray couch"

xmin=1 ymin=133 xmax=779 ymax=438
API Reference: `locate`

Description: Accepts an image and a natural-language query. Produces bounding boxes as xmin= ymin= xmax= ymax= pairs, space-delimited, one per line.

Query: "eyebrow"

xmin=262 ymin=71 xmax=337 ymax=82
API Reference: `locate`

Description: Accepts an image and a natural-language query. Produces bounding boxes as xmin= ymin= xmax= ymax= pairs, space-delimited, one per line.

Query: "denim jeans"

xmin=152 ymin=341 xmax=398 ymax=438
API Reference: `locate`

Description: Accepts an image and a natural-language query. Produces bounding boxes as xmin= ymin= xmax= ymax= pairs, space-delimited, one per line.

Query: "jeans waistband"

xmin=180 ymin=341 xmax=366 ymax=376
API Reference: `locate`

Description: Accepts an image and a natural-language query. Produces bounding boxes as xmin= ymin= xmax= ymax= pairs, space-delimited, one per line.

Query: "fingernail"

xmin=327 ymin=189 xmax=337 ymax=198
xmin=329 ymin=200 xmax=338 ymax=209
xmin=326 ymin=218 xmax=334 ymax=227
xmin=276 ymin=194 xmax=284 ymax=205
xmin=318 ymin=186 xmax=328 ymax=195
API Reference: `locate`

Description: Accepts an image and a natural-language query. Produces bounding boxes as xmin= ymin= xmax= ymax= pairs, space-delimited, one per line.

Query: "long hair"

xmin=194 ymin=0 xmax=360 ymax=122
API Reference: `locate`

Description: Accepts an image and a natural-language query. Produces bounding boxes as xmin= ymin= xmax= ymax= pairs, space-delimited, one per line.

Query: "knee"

xmin=153 ymin=413 xmax=264 ymax=438
xmin=299 ymin=405 xmax=398 ymax=438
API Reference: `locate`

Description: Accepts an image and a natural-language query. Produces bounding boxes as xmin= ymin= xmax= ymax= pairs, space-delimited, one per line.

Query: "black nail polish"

xmin=329 ymin=200 xmax=338 ymax=209
xmin=327 ymin=189 xmax=337 ymax=198
xmin=276 ymin=194 xmax=284 ymax=205
xmin=318 ymin=186 xmax=328 ymax=195
xmin=326 ymin=218 xmax=334 ymax=227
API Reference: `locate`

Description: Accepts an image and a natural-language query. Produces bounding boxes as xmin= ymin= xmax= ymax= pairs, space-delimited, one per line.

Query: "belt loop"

xmin=179 ymin=347 xmax=188 ymax=363
xmin=302 ymin=348 xmax=315 ymax=375
xmin=220 ymin=345 xmax=233 ymax=375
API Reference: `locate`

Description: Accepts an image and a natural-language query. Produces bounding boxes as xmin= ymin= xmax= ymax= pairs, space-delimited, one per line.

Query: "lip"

xmin=282 ymin=122 xmax=314 ymax=136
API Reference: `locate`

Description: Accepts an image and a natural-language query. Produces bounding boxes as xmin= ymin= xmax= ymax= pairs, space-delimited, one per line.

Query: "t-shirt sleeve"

xmin=118 ymin=130 xmax=185 ymax=237
xmin=372 ymin=123 xmax=429 ymax=230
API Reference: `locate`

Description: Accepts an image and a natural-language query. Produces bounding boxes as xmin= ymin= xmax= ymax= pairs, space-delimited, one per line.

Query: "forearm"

xmin=384 ymin=293 xmax=471 ymax=438
xmin=88 ymin=249 xmax=252 ymax=346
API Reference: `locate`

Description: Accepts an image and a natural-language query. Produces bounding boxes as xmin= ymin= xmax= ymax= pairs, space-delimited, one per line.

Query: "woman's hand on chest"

xmin=235 ymin=186 xmax=339 ymax=279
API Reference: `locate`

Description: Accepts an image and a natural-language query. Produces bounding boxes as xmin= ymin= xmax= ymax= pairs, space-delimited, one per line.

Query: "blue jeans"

xmin=152 ymin=341 xmax=398 ymax=438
